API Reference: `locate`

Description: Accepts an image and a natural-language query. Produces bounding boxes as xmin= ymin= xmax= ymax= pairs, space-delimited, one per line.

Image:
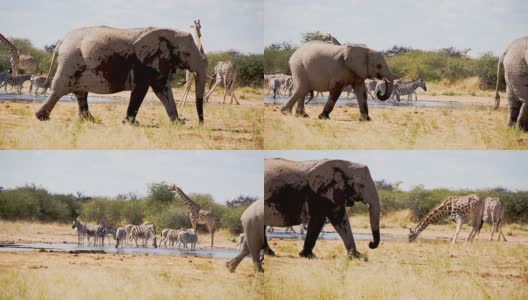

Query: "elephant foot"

xmin=347 ymin=249 xmax=363 ymax=259
xmin=171 ymin=118 xmax=185 ymax=125
xmin=280 ymin=106 xmax=292 ymax=116
xmin=359 ymin=114 xmax=371 ymax=122
xmin=35 ymin=110 xmax=50 ymax=121
xmin=295 ymin=111 xmax=310 ymax=118
xmin=264 ymin=247 xmax=276 ymax=257
xmin=225 ymin=261 xmax=236 ymax=273
xmin=79 ymin=111 xmax=95 ymax=122
xmin=299 ymin=249 xmax=316 ymax=259
xmin=318 ymin=113 xmax=330 ymax=120
xmin=122 ymin=117 xmax=140 ymax=126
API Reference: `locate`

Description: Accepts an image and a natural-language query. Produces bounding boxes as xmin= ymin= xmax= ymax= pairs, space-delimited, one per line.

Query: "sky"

xmin=264 ymin=0 xmax=528 ymax=57
xmin=0 ymin=0 xmax=263 ymax=53
xmin=0 ymin=151 xmax=264 ymax=203
xmin=1 ymin=151 xmax=526 ymax=201
xmin=263 ymin=151 xmax=528 ymax=191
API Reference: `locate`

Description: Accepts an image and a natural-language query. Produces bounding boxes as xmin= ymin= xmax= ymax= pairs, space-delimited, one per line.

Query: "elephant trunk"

xmin=376 ymin=78 xmax=393 ymax=101
xmin=366 ymin=186 xmax=381 ymax=249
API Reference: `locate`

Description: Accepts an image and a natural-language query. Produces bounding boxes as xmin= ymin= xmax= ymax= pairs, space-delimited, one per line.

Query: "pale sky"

xmin=0 ymin=151 xmax=264 ymax=203
xmin=264 ymin=0 xmax=528 ymax=57
xmin=264 ymin=151 xmax=528 ymax=191
xmin=0 ymin=0 xmax=263 ymax=53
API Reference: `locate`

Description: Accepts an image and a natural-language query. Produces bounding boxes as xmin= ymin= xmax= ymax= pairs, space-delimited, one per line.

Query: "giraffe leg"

xmin=489 ymin=221 xmax=496 ymax=241
xmin=208 ymin=222 xmax=215 ymax=248
xmin=205 ymin=80 xmax=219 ymax=102
xmin=222 ymin=80 xmax=228 ymax=104
xmin=452 ymin=218 xmax=463 ymax=244
xmin=498 ymin=220 xmax=507 ymax=241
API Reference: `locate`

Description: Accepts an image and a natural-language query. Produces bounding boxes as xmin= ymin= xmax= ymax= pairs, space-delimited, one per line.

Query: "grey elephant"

xmin=226 ymin=198 xmax=265 ymax=272
xmin=265 ymin=158 xmax=381 ymax=258
xmin=35 ymin=26 xmax=208 ymax=124
xmin=494 ymin=36 xmax=528 ymax=131
xmin=281 ymin=41 xmax=394 ymax=120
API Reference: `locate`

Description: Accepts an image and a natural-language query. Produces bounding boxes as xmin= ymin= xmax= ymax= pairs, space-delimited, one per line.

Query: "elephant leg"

xmin=295 ymin=91 xmax=311 ymax=118
xmin=152 ymin=84 xmax=183 ymax=124
xmin=516 ymin=102 xmax=528 ymax=131
xmin=319 ymin=83 xmax=344 ymax=120
xmin=299 ymin=214 xmax=326 ymax=258
xmin=124 ymin=82 xmax=149 ymax=124
xmin=282 ymin=87 xmax=309 ymax=116
xmin=226 ymin=239 xmax=251 ymax=273
xmin=507 ymin=87 xmax=521 ymax=127
xmin=328 ymin=207 xmax=359 ymax=258
xmin=74 ymin=92 xmax=95 ymax=122
xmin=35 ymin=90 xmax=68 ymax=120
xmin=353 ymin=82 xmax=370 ymax=121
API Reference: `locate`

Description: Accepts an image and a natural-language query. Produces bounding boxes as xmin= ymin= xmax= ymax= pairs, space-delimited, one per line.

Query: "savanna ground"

xmin=0 ymin=221 xmax=263 ymax=300
xmin=264 ymin=82 xmax=528 ymax=149
xmin=0 ymin=85 xmax=263 ymax=149
xmin=265 ymin=211 xmax=528 ymax=299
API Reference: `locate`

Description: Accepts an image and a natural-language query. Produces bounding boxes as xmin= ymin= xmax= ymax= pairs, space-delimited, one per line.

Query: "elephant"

xmin=264 ymin=158 xmax=381 ymax=258
xmin=494 ymin=36 xmax=528 ymax=131
xmin=35 ymin=26 xmax=208 ymax=124
xmin=280 ymin=41 xmax=394 ymax=120
xmin=226 ymin=198 xmax=265 ymax=272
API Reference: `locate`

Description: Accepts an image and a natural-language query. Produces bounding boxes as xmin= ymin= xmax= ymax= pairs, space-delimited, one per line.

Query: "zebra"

xmin=235 ymin=233 xmax=245 ymax=249
xmin=5 ymin=74 xmax=32 ymax=93
xmin=160 ymin=228 xmax=180 ymax=247
xmin=0 ymin=69 xmax=12 ymax=92
xmin=72 ymin=219 xmax=87 ymax=245
xmin=29 ymin=75 xmax=51 ymax=95
xmin=124 ymin=224 xmax=134 ymax=246
xmin=391 ymin=79 xmax=427 ymax=102
xmin=101 ymin=228 xmax=116 ymax=246
xmin=269 ymin=77 xmax=281 ymax=99
xmin=478 ymin=197 xmax=507 ymax=241
xmin=177 ymin=229 xmax=197 ymax=250
xmin=84 ymin=223 xmax=104 ymax=246
xmin=130 ymin=224 xmax=157 ymax=248
xmin=115 ymin=227 xmax=127 ymax=248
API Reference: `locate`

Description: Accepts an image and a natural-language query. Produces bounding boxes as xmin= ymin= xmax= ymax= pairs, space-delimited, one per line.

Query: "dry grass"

xmin=265 ymin=212 xmax=528 ymax=299
xmin=0 ymin=220 xmax=263 ymax=300
xmin=264 ymin=104 xmax=528 ymax=149
xmin=0 ymin=87 xmax=263 ymax=150
xmin=423 ymin=77 xmax=496 ymax=98
xmin=0 ymin=252 xmax=263 ymax=300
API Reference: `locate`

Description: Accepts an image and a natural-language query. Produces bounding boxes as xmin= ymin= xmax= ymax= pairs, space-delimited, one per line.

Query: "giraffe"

xmin=477 ymin=197 xmax=507 ymax=241
xmin=0 ymin=33 xmax=37 ymax=75
xmin=408 ymin=194 xmax=485 ymax=244
xmin=180 ymin=20 xmax=204 ymax=106
xmin=168 ymin=184 xmax=216 ymax=247
xmin=321 ymin=34 xmax=341 ymax=45
xmin=204 ymin=61 xmax=239 ymax=104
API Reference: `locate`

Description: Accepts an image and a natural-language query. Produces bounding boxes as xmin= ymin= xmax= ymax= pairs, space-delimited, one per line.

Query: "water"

xmin=264 ymin=96 xmax=491 ymax=110
xmin=267 ymin=231 xmax=393 ymax=241
xmin=0 ymin=243 xmax=239 ymax=259
xmin=0 ymin=93 xmax=123 ymax=104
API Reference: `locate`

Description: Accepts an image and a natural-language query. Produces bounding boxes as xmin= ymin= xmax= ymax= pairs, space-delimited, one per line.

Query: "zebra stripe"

xmin=160 ymin=228 xmax=180 ymax=248
xmin=177 ymin=229 xmax=197 ymax=250
xmin=115 ymin=227 xmax=127 ymax=248
xmin=72 ymin=219 xmax=87 ymax=245
xmin=235 ymin=233 xmax=245 ymax=249
xmin=391 ymin=79 xmax=427 ymax=102
xmin=0 ymin=69 xmax=12 ymax=91
xmin=130 ymin=224 xmax=157 ymax=248
xmin=6 ymin=74 xmax=32 ymax=93
xmin=29 ymin=75 xmax=51 ymax=95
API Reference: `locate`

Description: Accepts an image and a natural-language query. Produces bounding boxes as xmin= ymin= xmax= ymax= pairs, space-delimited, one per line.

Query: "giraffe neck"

xmin=193 ymin=23 xmax=203 ymax=54
xmin=0 ymin=34 xmax=20 ymax=60
xmin=175 ymin=187 xmax=201 ymax=213
xmin=414 ymin=201 xmax=451 ymax=233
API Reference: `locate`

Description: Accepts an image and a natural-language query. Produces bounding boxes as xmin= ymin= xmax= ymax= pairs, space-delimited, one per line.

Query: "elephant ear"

xmin=307 ymin=160 xmax=351 ymax=207
xmin=343 ymin=46 xmax=368 ymax=79
xmin=133 ymin=28 xmax=179 ymax=76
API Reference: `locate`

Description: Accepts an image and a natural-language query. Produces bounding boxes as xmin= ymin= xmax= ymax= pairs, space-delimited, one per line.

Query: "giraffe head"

xmin=408 ymin=228 xmax=420 ymax=242
xmin=167 ymin=184 xmax=176 ymax=192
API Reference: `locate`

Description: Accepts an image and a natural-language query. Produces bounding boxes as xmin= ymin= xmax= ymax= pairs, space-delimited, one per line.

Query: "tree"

xmin=44 ymin=40 xmax=60 ymax=53
xmin=301 ymin=31 xmax=329 ymax=43
xmin=226 ymin=195 xmax=257 ymax=207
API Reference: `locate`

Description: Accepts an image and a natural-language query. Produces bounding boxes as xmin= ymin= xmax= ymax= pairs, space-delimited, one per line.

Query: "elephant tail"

xmin=45 ymin=40 xmax=62 ymax=87
xmin=494 ymin=51 xmax=505 ymax=110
